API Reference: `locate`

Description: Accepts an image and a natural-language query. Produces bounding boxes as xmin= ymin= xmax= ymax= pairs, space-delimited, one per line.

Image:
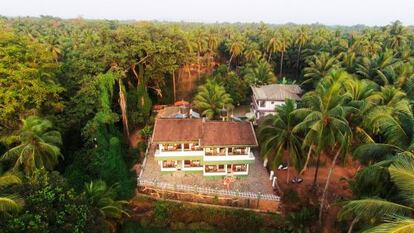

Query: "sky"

xmin=1 ymin=0 xmax=414 ymax=26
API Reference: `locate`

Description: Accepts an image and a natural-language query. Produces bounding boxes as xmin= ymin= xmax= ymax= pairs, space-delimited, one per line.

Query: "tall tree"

xmin=0 ymin=173 xmax=22 ymax=214
xmin=1 ymin=116 xmax=62 ymax=174
xmin=294 ymin=70 xmax=351 ymax=188
xmin=258 ymin=99 xmax=303 ymax=183
xmin=193 ymin=79 xmax=233 ymax=120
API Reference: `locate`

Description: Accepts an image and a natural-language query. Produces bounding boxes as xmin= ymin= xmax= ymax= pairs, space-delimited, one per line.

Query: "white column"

xmin=246 ymin=164 xmax=249 ymax=174
xmin=181 ymin=143 xmax=184 ymax=152
xmin=269 ymin=170 xmax=274 ymax=180
xmin=263 ymin=158 xmax=268 ymax=167
xmin=272 ymin=176 xmax=277 ymax=188
xmin=225 ymin=148 xmax=228 ymax=156
xmin=247 ymin=147 xmax=250 ymax=155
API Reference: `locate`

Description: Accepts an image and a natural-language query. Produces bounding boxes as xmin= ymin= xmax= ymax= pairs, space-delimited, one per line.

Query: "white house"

xmin=151 ymin=118 xmax=258 ymax=176
xmin=251 ymin=84 xmax=302 ymax=120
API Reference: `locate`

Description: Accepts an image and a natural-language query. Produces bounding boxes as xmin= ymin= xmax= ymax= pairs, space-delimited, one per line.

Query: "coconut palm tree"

xmin=295 ymin=26 xmax=309 ymax=76
xmin=293 ymin=70 xmax=352 ymax=187
xmin=267 ymin=33 xmax=278 ymax=62
xmin=1 ymin=116 xmax=62 ymax=174
xmin=275 ymin=31 xmax=291 ymax=78
xmin=303 ymin=52 xmax=338 ymax=87
xmin=84 ymin=180 xmax=129 ymax=231
xmin=340 ymin=155 xmax=414 ymax=233
xmin=356 ymin=49 xmax=398 ymax=85
xmin=193 ymin=79 xmax=233 ymax=120
xmin=0 ymin=173 xmax=23 ymax=214
xmin=243 ymin=59 xmax=276 ymax=86
xmin=243 ymin=42 xmax=262 ymax=62
xmin=228 ymin=38 xmax=244 ymax=67
xmin=258 ymin=99 xmax=303 ymax=184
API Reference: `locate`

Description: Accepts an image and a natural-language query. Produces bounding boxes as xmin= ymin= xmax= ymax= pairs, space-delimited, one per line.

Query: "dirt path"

xmin=273 ymin=155 xmax=360 ymax=232
xmin=129 ymin=127 xmax=143 ymax=149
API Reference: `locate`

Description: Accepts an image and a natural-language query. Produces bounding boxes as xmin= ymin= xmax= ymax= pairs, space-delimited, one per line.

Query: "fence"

xmin=137 ymin=177 xmax=280 ymax=201
xmin=137 ymin=138 xmax=280 ymax=209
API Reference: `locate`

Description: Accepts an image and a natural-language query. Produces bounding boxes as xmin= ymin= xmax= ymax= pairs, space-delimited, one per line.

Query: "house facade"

xmin=151 ymin=118 xmax=258 ymax=176
xmin=251 ymin=84 xmax=302 ymax=120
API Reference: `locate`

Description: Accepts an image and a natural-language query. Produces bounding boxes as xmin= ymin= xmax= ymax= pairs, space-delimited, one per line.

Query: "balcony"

xmin=203 ymin=152 xmax=255 ymax=162
xmin=155 ymin=149 xmax=204 ymax=157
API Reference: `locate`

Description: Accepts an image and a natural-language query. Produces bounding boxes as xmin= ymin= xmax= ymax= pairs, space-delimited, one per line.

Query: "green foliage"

xmin=1 ymin=116 xmax=62 ymax=175
xmin=193 ymin=79 xmax=233 ymax=119
xmin=285 ymin=207 xmax=317 ymax=233
xmin=0 ymin=30 xmax=62 ymax=131
xmin=210 ymin=65 xmax=250 ymax=104
xmin=243 ymin=59 xmax=277 ymax=86
xmin=1 ymin=170 xmax=103 ymax=233
xmin=258 ymin=99 xmax=303 ymax=172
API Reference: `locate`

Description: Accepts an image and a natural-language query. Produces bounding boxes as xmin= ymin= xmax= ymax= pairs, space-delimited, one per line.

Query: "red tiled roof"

xmin=151 ymin=119 xmax=258 ymax=146
xmin=152 ymin=118 xmax=203 ymax=142
xmin=202 ymin=121 xmax=258 ymax=146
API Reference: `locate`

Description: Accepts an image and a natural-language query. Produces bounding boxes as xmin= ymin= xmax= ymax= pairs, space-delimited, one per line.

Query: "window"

xmin=162 ymin=160 xmax=176 ymax=168
xmin=232 ymin=164 xmax=247 ymax=172
xmin=184 ymin=160 xmax=201 ymax=168
xmin=205 ymin=165 xmax=225 ymax=173
xmin=231 ymin=147 xmax=247 ymax=155
xmin=259 ymin=101 xmax=265 ymax=107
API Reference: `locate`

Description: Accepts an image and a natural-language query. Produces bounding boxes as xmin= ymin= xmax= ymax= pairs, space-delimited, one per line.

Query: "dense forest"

xmin=0 ymin=16 xmax=414 ymax=232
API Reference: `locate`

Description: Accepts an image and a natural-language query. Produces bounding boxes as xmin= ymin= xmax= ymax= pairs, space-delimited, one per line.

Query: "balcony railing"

xmin=137 ymin=178 xmax=280 ymax=201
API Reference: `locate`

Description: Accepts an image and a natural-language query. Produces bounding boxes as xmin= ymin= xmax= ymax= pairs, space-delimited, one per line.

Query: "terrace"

xmin=140 ymin=145 xmax=274 ymax=194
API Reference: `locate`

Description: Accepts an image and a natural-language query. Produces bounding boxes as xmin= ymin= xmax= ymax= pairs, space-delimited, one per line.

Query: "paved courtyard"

xmin=139 ymin=145 xmax=274 ymax=194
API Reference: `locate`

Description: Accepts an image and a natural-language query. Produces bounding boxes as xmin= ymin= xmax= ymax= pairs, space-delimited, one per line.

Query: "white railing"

xmin=137 ymin=177 xmax=280 ymax=201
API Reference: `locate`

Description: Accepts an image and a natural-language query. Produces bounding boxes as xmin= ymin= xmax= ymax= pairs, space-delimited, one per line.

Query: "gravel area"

xmin=140 ymin=145 xmax=274 ymax=194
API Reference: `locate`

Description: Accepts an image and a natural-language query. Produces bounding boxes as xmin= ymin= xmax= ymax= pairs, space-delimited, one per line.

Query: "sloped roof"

xmin=251 ymin=84 xmax=302 ymax=101
xmin=152 ymin=118 xmax=258 ymax=146
xmin=202 ymin=121 xmax=258 ymax=146
xmin=152 ymin=118 xmax=203 ymax=142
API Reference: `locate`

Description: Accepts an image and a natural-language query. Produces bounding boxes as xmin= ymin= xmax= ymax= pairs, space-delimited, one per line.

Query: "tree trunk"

xmin=347 ymin=217 xmax=359 ymax=233
xmin=297 ymin=45 xmax=302 ymax=79
xmin=299 ymin=145 xmax=312 ymax=176
xmin=268 ymin=52 xmax=272 ymax=63
xmin=318 ymin=149 xmax=341 ymax=225
xmin=197 ymin=52 xmax=201 ymax=79
xmin=228 ymin=54 xmax=234 ymax=68
xmin=286 ymin=160 xmax=290 ymax=184
xmin=118 ymin=80 xmax=130 ymax=141
xmin=279 ymin=51 xmax=284 ymax=78
xmin=172 ymin=70 xmax=176 ymax=103
xmin=187 ymin=64 xmax=191 ymax=80
xmin=312 ymin=150 xmax=322 ymax=190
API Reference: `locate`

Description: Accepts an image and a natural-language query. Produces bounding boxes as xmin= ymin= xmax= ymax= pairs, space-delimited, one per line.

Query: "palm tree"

xmin=258 ymin=99 xmax=303 ymax=184
xmin=243 ymin=59 xmax=276 ymax=86
xmin=193 ymin=79 xmax=233 ymax=120
xmin=340 ymin=155 xmax=414 ymax=233
xmin=243 ymin=42 xmax=262 ymax=62
xmin=386 ymin=21 xmax=409 ymax=50
xmin=1 ymin=116 xmax=62 ymax=174
xmin=295 ymin=26 xmax=309 ymax=76
xmin=267 ymin=33 xmax=278 ymax=62
xmin=228 ymin=39 xmax=244 ymax=67
xmin=194 ymin=31 xmax=207 ymax=77
xmin=294 ymin=70 xmax=352 ymax=188
xmin=303 ymin=52 xmax=338 ymax=87
xmin=356 ymin=49 xmax=398 ymax=85
xmin=207 ymin=33 xmax=218 ymax=68
xmin=84 ymin=180 xmax=129 ymax=231
xmin=0 ymin=173 xmax=23 ymax=214
xmin=276 ymin=31 xmax=291 ymax=78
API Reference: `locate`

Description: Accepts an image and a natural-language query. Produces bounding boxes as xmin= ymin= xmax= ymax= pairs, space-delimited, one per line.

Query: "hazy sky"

xmin=1 ymin=0 xmax=413 ymax=26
